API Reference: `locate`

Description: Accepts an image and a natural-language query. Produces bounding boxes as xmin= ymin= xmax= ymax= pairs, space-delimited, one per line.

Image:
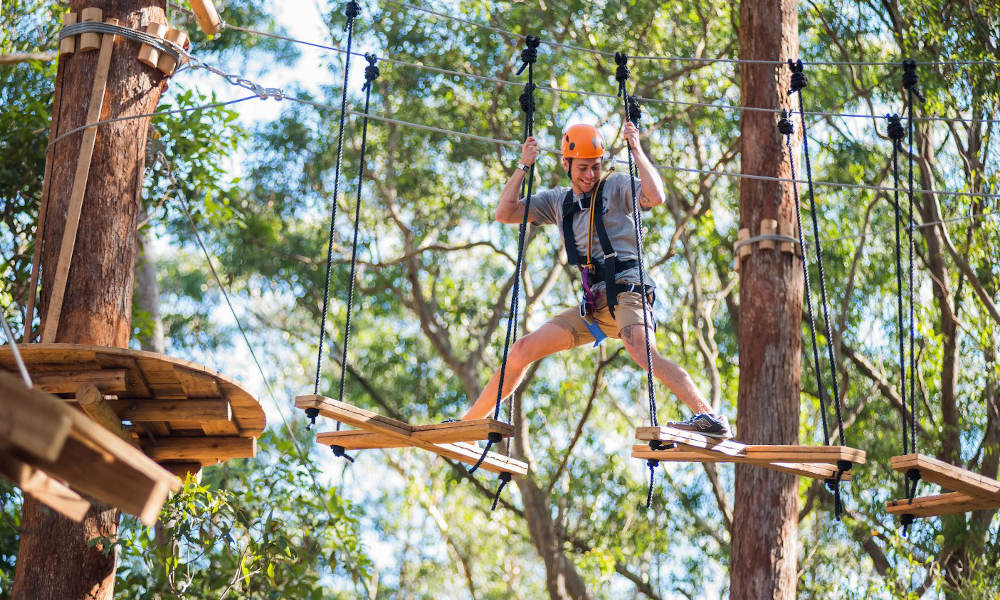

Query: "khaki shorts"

xmin=548 ymin=290 xmax=654 ymax=346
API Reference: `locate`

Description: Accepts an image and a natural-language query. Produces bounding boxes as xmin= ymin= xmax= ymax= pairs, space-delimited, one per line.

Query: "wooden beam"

xmin=760 ymin=219 xmax=778 ymax=249
xmin=891 ymin=453 xmax=1000 ymax=500
xmin=316 ymin=419 xmax=514 ymax=449
xmin=141 ymin=436 xmax=256 ymax=461
xmin=886 ymin=492 xmax=999 ymax=518
xmin=75 ymin=383 xmax=138 ymax=447
xmin=137 ymin=23 xmax=169 ymax=70
xmin=188 ymin=0 xmax=223 ymax=35
xmin=0 ymin=451 xmax=90 ymax=521
xmin=33 ymin=368 xmax=127 ymax=394
xmin=117 ymin=399 xmax=231 ymax=422
xmin=78 ymin=7 xmax=102 ymax=51
xmin=58 ymin=12 xmax=77 ymax=56
xmin=631 ymin=446 xmax=851 ymax=480
xmin=158 ymin=462 xmax=203 ymax=481
xmin=636 ymin=426 xmax=747 ymax=457
xmin=41 ymin=19 xmax=118 ymax=343
xmin=0 ymin=371 xmax=72 ymax=462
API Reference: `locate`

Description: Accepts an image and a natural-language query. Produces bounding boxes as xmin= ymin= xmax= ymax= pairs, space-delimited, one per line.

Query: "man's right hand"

xmin=520 ymin=137 xmax=539 ymax=167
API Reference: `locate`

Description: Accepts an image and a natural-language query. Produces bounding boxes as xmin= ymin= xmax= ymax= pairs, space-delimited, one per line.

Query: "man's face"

xmin=563 ymin=157 xmax=603 ymax=193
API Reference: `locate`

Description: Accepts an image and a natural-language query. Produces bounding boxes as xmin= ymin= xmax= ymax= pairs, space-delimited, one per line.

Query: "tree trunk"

xmin=13 ymin=2 xmax=167 ymax=598
xmin=731 ymin=1 xmax=801 ymax=599
xmin=135 ymin=223 xmax=166 ymax=353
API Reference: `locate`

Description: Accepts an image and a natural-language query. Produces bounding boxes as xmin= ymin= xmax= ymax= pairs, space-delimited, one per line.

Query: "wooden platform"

xmin=885 ymin=453 xmax=1000 ymax=518
xmin=0 ymin=371 xmax=180 ymax=525
xmin=296 ymin=394 xmax=528 ymax=476
xmin=0 ymin=344 xmax=265 ymax=477
xmin=633 ymin=426 xmax=865 ymax=481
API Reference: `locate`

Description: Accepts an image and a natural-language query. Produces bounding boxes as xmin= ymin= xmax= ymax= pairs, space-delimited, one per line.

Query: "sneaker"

xmin=666 ymin=413 xmax=733 ymax=439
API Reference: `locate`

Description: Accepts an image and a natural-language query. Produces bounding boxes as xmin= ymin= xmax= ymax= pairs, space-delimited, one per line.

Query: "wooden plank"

xmin=886 ymin=492 xmax=999 ymax=518
xmin=744 ymin=445 xmax=866 ymax=465
xmin=631 ymin=446 xmax=852 ymax=481
xmin=76 ymin=383 xmax=138 ymax=447
xmin=760 ymin=219 xmax=778 ymax=249
xmin=189 ymin=0 xmax=223 ymax=35
xmin=41 ymin=19 xmax=117 ymax=344
xmin=135 ymin=356 xmax=187 ymax=399
xmin=78 ymin=7 xmax=102 ymax=51
xmin=0 ymin=371 xmax=73 ymax=462
xmin=891 ymin=454 xmax=1000 ymax=500
xmin=32 ymin=368 xmax=127 ymax=394
xmin=779 ymin=222 xmax=796 ymax=254
xmin=142 ymin=436 xmax=256 ymax=461
xmin=156 ymin=28 xmax=188 ymax=75
xmin=138 ymin=22 xmax=169 ymax=69
xmin=0 ymin=450 xmax=90 ymax=521
xmin=636 ymin=426 xmax=747 ymax=457
xmin=737 ymin=228 xmax=751 ymax=259
xmin=296 ymin=395 xmax=414 ymax=437
xmin=317 ymin=419 xmax=514 ymax=449
xmin=158 ymin=462 xmax=202 ymax=481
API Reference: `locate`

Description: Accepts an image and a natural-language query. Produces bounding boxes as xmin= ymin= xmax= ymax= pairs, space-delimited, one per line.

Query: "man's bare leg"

xmin=463 ymin=322 xmax=578 ymax=420
xmin=620 ymin=323 xmax=713 ymax=415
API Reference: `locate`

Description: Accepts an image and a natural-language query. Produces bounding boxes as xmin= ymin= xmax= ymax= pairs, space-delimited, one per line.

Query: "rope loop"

xmin=777 ymin=110 xmax=794 ymax=135
xmin=788 ymin=58 xmax=807 ymax=93
xmin=901 ymin=59 xmax=925 ymax=102
xmin=515 ymin=35 xmax=540 ymax=75
xmin=490 ymin=472 xmax=513 ymax=511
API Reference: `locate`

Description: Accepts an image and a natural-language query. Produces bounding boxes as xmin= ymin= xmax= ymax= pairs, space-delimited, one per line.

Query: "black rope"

xmin=491 ymin=472 xmax=512 ymax=510
xmin=903 ymin=60 xmax=921 ymax=455
xmin=470 ymin=35 xmax=539 ymax=476
xmin=309 ymin=1 xmax=361 ymax=429
xmin=886 ymin=113 xmax=909 ymax=457
xmin=617 ymin=52 xmax=660 ymax=509
xmin=332 ymin=53 xmax=379 ymax=435
xmin=778 ymin=111 xmax=830 ymax=447
xmin=788 ymin=59 xmax=846 ymax=448
xmin=331 ymin=444 xmax=355 ymax=463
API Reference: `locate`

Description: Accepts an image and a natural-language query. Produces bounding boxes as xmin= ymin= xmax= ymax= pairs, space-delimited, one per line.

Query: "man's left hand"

xmin=623 ymin=121 xmax=642 ymax=150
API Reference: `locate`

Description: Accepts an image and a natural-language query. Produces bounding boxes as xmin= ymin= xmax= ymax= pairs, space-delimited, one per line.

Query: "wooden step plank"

xmin=0 ymin=371 xmax=73 ymax=461
xmin=118 ymin=399 xmax=232 ymax=422
xmin=141 ymin=436 xmax=256 ymax=461
xmin=891 ymin=454 xmax=1000 ymax=499
xmin=636 ymin=426 xmax=746 ymax=456
xmin=316 ymin=419 xmax=513 ymax=449
xmin=743 ymin=445 xmax=867 ymax=465
xmin=296 ymin=395 xmax=414 ymax=437
xmin=0 ymin=450 xmax=90 ymax=521
xmin=32 ymin=368 xmax=127 ymax=394
xmin=886 ymin=492 xmax=1000 ymax=518
xmin=316 ymin=431 xmax=528 ymax=475
xmin=631 ymin=446 xmax=852 ymax=481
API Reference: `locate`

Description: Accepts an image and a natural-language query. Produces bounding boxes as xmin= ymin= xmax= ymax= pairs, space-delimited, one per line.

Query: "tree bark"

xmin=13 ymin=2 xmax=167 ymax=598
xmin=135 ymin=223 xmax=166 ymax=353
xmin=731 ymin=1 xmax=801 ymax=599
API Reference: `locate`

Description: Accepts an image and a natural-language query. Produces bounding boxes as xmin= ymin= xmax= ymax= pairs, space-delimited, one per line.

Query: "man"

xmin=462 ymin=122 xmax=731 ymax=439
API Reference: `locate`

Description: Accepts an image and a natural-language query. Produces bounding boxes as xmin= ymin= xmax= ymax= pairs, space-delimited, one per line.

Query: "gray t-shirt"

xmin=518 ymin=172 xmax=653 ymax=290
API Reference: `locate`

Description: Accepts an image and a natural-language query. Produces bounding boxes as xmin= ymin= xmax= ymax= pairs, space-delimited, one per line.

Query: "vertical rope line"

xmin=615 ymin=53 xmax=657 ymax=427
xmin=781 ymin=114 xmax=830 ymax=446
xmin=312 ymin=2 xmax=360 ymax=408
xmin=335 ymin=55 xmax=379 ymax=432
xmin=906 ymin=87 xmax=918 ymax=455
xmin=888 ymin=116 xmax=909 ymax=457
xmin=792 ymin=78 xmax=845 ymax=447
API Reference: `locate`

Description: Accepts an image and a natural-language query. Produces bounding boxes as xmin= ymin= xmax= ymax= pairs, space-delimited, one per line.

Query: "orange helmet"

xmin=561 ymin=124 xmax=605 ymax=159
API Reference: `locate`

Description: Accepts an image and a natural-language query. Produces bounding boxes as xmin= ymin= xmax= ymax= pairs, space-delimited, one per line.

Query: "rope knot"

xmin=615 ymin=52 xmax=631 ymax=96
xmin=344 ymin=1 xmax=361 ymax=21
xmin=331 ymin=444 xmax=354 ymax=463
xmin=901 ymin=59 xmax=925 ymax=102
xmin=886 ymin=113 xmax=905 ymax=151
xmin=645 ymin=458 xmax=659 ymax=509
xmin=625 ymin=95 xmax=642 ymax=126
xmin=777 ymin=110 xmax=794 ymax=135
xmin=515 ymin=35 xmax=540 ymax=75
xmin=362 ymin=54 xmax=380 ymax=90
xmin=305 ymin=407 xmax=319 ymax=430
xmin=788 ymin=59 xmax=807 ymax=93
xmin=519 ymin=82 xmax=536 ymax=114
